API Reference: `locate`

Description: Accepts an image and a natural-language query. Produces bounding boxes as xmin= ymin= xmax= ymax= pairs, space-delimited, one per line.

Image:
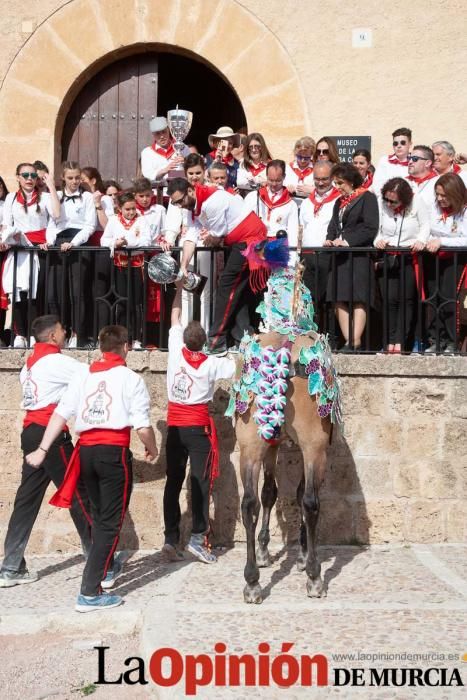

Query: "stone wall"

xmin=0 ymin=350 xmax=465 ymax=556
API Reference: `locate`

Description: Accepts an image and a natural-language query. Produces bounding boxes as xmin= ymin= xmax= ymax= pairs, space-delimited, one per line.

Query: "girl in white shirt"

xmin=424 ymin=173 xmax=467 ymax=353
xmin=101 ymin=192 xmax=151 ymax=348
xmin=236 ymin=133 xmax=271 ymax=191
xmin=374 ymin=178 xmax=428 ymax=353
xmin=1 ymin=163 xmax=60 ymax=347
xmin=47 ymin=162 xmax=97 ymax=348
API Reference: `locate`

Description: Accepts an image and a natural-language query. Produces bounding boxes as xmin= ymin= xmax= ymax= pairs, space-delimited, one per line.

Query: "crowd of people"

xmin=0 ymin=120 xmax=466 ymax=354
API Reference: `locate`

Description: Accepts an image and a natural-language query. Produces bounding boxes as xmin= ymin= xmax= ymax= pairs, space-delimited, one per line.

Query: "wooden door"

xmin=62 ymin=54 xmax=158 ymax=187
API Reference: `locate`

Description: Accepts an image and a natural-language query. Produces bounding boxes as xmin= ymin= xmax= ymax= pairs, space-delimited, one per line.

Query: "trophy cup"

xmin=147 ymin=253 xmax=207 ymax=295
xmin=167 ymin=106 xmax=193 ymax=157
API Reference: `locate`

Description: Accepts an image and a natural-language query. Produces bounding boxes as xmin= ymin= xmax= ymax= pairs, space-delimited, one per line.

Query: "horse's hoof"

xmin=244 ymin=583 xmax=263 ymax=604
xmin=306 ymin=577 xmax=325 ymax=598
xmin=256 ymin=549 xmax=271 ymax=568
xmin=296 ymin=555 xmax=306 ymax=572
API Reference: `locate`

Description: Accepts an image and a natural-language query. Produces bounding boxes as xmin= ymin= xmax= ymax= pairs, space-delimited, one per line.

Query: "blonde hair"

xmin=294 ymin=136 xmax=316 ymax=153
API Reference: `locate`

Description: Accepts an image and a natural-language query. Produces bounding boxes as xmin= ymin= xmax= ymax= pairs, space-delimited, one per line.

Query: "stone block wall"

xmin=0 ymin=351 xmax=465 ymax=555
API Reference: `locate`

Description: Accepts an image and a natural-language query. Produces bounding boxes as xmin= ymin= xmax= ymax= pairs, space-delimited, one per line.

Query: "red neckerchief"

xmin=90 ymin=351 xmax=127 ymax=373
xmin=439 ymin=206 xmax=454 ymax=223
xmin=339 ymin=186 xmax=367 ymax=209
xmin=289 ymin=161 xmax=313 ymax=182
xmin=407 ymin=171 xmax=438 ymax=184
xmin=393 ymin=204 xmax=405 ymax=216
xmin=362 ymin=172 xmax=374 ymax=190
xmin=16 ymin=189 xmax=39 ymax=207
xmin=258 ymin=186 xmax=292 ymax=210
xmin=308 ymin=187 xmax=340 ymax=216
xmin=388 ymin=155 xmax=409 ymax=166
xmin=117 ymin=212 xmax=139 ymax=230
xmin=193 ymin=183 xmax=218 ymax=218
xmin=26 ymin=342 xmax=61 ymax=369
xmin=151 ymin=140 xmax=175 ymax=159
xmin=182 ymin=346 xmax=208 ymax=369
xmin=249 ymin=162 xmax=267 ymax=177
xmin=453 ymin=164 xmax=462 ymax=174
xmin=208 ymin=150 xmax=234 ymax=167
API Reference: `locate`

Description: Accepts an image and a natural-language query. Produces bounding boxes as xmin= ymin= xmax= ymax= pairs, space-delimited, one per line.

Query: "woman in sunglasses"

xmin=1 ymin=163 xmax=60 ymax=348
xmin=374 ymin=178 xmax=429 ymax=353
xmin=373 ymin=127 xmax=412 ymax=196
xmin=313 ymin=137 xmax=340 ymax=166
xmin=324 ymin=162 xmax=379 ymax=352
xmin=424 ymin=173 xmax=467 ymax=354
xmin=236 ymin=133 xmax=272 ymax=190
xmin=284 ymin=136 xmax=316 ymax=196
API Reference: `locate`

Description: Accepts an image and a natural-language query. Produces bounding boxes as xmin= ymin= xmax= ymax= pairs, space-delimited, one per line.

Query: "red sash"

xmin=0 ymin=254 xmax=8 ymax=310
xmin=308 ymin=188 xmax=340 ymax=216
xmin=88 ymin=230 xmax=103 ymax=246
xmin=114 ymin=251 xmax=145 ymax=269
xmin=224 ymin=212 xmax=268 ymax=292
xmin=49 ymin=427 xmax=131 ymax=508
xmin=24 ymin=404 xmax=60 ymax=428
xmin=166 ymin=403 xmax=219 ymax=488
xmin=26 ymin=229 xmax=46 ymax=244
xmin=147 ymin=277 xmax=162 ymax=323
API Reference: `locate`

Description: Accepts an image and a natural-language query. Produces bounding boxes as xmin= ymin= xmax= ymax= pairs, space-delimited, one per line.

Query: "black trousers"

xmin=79 ymin=445 xmax=133 ymax=596
xmin=1 ymin=424 xmax=92 ymax=574
xmin=425 ymin=254 xmax=462 ymax=346
xmin=208 ymin=244 xmax=253 ymax=349
xmin=87 ymin=247 xmax=112 ymax=339
xmin=163 ymin=426 xmax=211 ymax=545
xmin=378 ymin=261 xmax=416 ymax=346
xmin=47 ymin=230 xmax=90 ymax=342
xmin=303 ymin=251 xmax=330 ymax=304
xmin=114 ymin=265 xmax=144 ymax=343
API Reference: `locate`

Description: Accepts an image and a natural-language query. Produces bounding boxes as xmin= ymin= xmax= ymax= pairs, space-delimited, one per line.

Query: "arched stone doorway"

xmin=62 ymin=50 xmax=247 ymax=187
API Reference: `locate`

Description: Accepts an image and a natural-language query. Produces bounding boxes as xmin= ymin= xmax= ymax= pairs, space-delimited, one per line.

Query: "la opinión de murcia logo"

xmin=94 ymin=645 xmax=465 ymax=694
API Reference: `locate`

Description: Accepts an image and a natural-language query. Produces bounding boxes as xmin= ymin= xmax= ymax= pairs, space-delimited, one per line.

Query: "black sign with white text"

xmin=329 ymin=136 xmax=371 ymax=162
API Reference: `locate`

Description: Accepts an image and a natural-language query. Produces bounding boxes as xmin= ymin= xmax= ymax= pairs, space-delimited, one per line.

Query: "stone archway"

xmin=0 ymin=0 xmax=308 ymax=184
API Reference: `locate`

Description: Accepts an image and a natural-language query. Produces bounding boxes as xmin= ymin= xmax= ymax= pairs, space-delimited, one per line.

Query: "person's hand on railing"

xmin=39 ymin=243 xmax=48 ymax=251
xmin=159 ymin=238 xmax=173 ymax=252
xmin=0 ymin=242 xmax=9 ymax=252
xmin=60 ymin=242 xmax=73 ymax=252
xmin=426 ymin=238 xmax=441 ymax=253
xmin=411 ymin=240 xmax=425 ymax=252
xmin=115 ymin=237 xmax=127 ymax=249
xmin=331 ymin=239 xmax=350 ymax=247
xmin=323 ymin=239 xmax=334 ymax=247
xmin=375 ymin=239 xmax=388 ymax=250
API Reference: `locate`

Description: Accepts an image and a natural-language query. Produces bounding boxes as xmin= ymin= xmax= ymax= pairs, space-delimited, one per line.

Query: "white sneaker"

xmin=67 ymin=335 xmax=77 ymax=349
xmin=29 ymin=336 xmax=36 ymax=348
xmin=13 ymin=336 xmax=27 ymax=349
xmin=132 ymin=340 xmax=143 ymax=350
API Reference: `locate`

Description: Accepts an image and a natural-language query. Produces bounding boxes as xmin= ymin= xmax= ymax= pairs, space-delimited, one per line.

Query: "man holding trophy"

xmin=140 ymin=114 xmax=190 ymax=184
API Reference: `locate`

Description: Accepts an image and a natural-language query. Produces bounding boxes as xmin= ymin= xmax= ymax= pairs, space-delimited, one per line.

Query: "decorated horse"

xmin=225 ymin=237 xmax=343 ymax=603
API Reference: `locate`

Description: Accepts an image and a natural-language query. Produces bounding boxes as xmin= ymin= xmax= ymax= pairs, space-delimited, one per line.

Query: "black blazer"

xmin=327 ymin=191 xmax=379 ymax=246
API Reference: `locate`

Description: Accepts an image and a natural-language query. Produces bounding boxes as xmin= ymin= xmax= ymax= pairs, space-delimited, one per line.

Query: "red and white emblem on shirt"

xmin=22 ymin=370 xmax=38 ymax=408
xmin=171 ymin=367 xmax=193 ymax=402
xmin=82 ymin=380 xmax=112 ymax=425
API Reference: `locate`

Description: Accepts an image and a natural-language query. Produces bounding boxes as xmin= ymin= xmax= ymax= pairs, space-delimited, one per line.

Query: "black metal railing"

xmin=0 ymin=245 xmax=465 ymax=354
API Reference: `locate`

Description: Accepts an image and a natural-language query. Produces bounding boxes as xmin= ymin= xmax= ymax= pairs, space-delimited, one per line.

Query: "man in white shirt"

xmin=243 ymin=160 xmax=299 ymax=247
xmin=0 ymin=315 xmax=91 ymax=588
xmin=163 ymin=286 xmax=235 ymax=563
xmin=299 ymin=161 xmax=340 ymax=305
xmin=167 ymin=178 xmax=267 ymax=354
xmin=406 ymin=145 xmax=438 ymax=209
xmin=26 ymin=325 xmax=158 ymax=612
xmin=140 ymin=117 xmax=190 ymax=182
xmin=432 ymin=140 xmax=467 ymax=185
xmin=373 ymin=127 xmax=413 ymax=196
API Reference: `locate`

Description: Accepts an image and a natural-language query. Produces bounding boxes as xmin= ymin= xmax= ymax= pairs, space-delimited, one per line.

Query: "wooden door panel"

xmin=97 ymin=64 xmax=119 ymax=180
xmin=137 ymin=55 xmax=158 ymax=158
xmin=116 ymin=60 xmax=139 ymax=187
xmin=76 ymin=78 xmax=99 ymax=170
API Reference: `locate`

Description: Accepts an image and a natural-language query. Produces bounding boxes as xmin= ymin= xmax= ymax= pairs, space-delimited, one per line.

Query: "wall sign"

xmin=329 ymin=136 xmax=372 ymax=163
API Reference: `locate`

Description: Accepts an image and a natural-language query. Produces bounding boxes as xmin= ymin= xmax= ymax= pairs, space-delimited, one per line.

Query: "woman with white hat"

xmin=140 ymin=116 xmax=190 ymax=182
xmin=205 ymin=126 xmax=240 ymax=188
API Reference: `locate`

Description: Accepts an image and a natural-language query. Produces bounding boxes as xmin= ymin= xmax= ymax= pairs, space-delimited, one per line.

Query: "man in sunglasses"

xmin=406 ymin=145 xmax=438 ymax=209
xmin=373 ymin=127 xmax=412 ymax=196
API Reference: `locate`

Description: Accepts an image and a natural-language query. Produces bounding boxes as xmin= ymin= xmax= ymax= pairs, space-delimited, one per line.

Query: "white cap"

xmin=149 ymin=116 xmax=168 ymax=133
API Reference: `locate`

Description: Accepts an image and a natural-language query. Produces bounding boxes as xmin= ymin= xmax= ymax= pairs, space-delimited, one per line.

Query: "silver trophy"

xmin=167 ymin=106 xmax=193 ymax=157
xmin=147 ymin=253 xmax=207 ymax=295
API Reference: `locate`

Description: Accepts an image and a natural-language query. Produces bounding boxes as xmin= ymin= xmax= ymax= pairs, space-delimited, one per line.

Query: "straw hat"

xmin=208 ymin=126 xmax=240 ymax=147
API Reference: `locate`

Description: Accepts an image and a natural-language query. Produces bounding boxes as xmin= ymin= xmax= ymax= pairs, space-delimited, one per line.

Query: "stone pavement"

xmin=1 ymin=544 xmax=466 ymax=699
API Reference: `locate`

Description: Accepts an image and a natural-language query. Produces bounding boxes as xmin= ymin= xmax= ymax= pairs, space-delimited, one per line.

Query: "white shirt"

xmin=167 ymin=325 xmax=235 ymax=404
xmin=284 ymin=162 xmax=314 ymax=190
xmin=101 ymin=214 xmax=151 ymax=256
xmin=56 ymin=364 xmax=151 ymax=432
xmin=429 ymin=205 xmax=467 ymax=247
xmin=1 ymin=191 xmax=55 ymax=238
xmin=375 ymin=193 xmax=430 ymax=246
xmin=46 ymin=190 xmax=97 ymax=246
xmin=406 ymin=175 xmax=438 ymax=211
xmin=373 ymin=155 xmax=409 ymax=197
xmin=20 ymin=351 xmax=83 ymax=412
xmin=236 ymin=162 xmax=268 ymax=189
xmin=299 ymin=189 xmax=339 ymax=247
xmin=183 ymin=189 xmax=244 ymax=244
xmin=137 ymin=203 xmax=166 ymax=244
xmin=140 ymin=143 xmax=191 ymax=182
xmin=242 ymin=188 xmax=299 ymax=244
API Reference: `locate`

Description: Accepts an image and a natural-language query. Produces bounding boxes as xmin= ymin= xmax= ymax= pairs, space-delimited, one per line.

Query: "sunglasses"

xmin=383 ymin=196 xmax=400 ymax=205
xmin=19 ymin=172 xmax=38 ymax=180
xmin=316 ymin=148 xmax=329 ymax=155
xmin=393 ymin=140 xmax=407 ymax=147
xmin=408 ymin=155 xmax=429 ymax=162
xmin=248 ymin=144 xmax=261 ymax=150
xmin=296 ymin=155 xmax=312 ymax=161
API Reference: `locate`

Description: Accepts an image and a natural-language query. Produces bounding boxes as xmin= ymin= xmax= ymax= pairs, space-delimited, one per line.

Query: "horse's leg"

xmin=300 ymin=433 xmax=329 ymax=598
xmin=256 ymin=446 xmax=279 ymax=568
xmin=296 ymin=476 xmax=307 ymax=572
xmin=240 ymin=443 xmax=266 ymax=604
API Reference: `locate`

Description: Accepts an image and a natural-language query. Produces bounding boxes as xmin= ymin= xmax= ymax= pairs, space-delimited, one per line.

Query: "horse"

xmin=230 ymin=327 xmax=340 ymax=604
